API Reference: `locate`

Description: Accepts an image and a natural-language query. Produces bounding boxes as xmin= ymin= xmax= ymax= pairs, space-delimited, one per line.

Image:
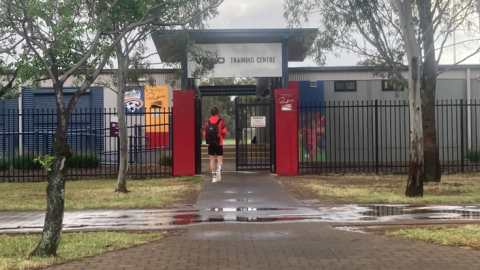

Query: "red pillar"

xmin=275 ymin=87 xmax=299 ymax=175
xmin=173 ymin=90 xmax=195 ymax=176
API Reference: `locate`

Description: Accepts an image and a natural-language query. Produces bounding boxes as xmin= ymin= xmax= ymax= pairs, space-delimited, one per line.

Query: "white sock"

xmin=212 ymin=172 xmax=216 ymax=177
xmin=217 ymin=166 xmax=221 ymax=171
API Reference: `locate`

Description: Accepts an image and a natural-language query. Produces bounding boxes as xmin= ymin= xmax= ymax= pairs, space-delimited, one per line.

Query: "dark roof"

xmin=199 ymin=85 xmax=256 ymax=96
xmin=153 ymin=28 xmax=318 ymax=62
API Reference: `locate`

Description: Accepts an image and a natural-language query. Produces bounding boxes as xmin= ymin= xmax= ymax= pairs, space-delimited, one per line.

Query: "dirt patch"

xmin=275 ymin=176 xmax=320 ymax=200
xmin=273 ymin=174 xmax=480 ymax=204
xmin=180 ymin=186 xmax=201 ymax=205
xmin=338 ymin=223 xmax=478 ymax=234
xmin=274 ymin=174 xmax=386 ymax=201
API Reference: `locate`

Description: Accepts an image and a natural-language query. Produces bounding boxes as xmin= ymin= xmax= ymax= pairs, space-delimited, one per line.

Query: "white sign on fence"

xmin=251 ymin=116 xmax=266 ymax=128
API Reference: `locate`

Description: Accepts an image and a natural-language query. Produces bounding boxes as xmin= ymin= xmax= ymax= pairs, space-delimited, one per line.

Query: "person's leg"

xmin=217 ymin=155 xmax=223 ymax=168
xmin=210 ymin=155 xmax=216 ymax=173
xmin=208 ymin=145 xmax=217 ymax=183
xmin=217 ymin=145 xmax=224 ymax=169
xmin=216 ymin=146 xmax=223 ymax=181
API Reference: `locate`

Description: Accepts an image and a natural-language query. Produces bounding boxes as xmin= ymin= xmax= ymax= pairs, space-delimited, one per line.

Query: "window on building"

xmin=382 ymin=80 xmax=404 ymax=91
xmin=334 ymin=81 xmax=356 ymax=92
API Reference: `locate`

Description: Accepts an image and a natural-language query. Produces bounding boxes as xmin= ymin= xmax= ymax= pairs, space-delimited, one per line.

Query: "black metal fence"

xmin=235 ymin=98 xmax=275 ymax=172
xmin=0 ymin=108 xmax=173 ymax=182
xmin=298 ymin=100 xmax=480 ymax=174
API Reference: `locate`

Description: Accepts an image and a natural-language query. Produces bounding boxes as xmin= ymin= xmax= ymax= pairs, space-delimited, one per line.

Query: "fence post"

xmin=116 ymin=136 xmax=120 ymax=173
xmin=460 ymin=99 xmax=465 ymax=173
xmin=375 ymin=100 xmax=379 ymax=174
xmin=2 ymin=133 xmax=5 ymax=157
xmin=42 ymin=134 xmax=48 ymax=155
xmin=128 ymin=135 xmax=133 ymax=165
xmin=86 ymin=127 xmax=91 ymax=151
xmin=34 ymin=130 xmax=39 ymax=154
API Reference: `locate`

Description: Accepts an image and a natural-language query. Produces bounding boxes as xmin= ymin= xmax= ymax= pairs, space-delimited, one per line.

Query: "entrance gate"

xmin=235 ymin=98 xmax=275 ymax=172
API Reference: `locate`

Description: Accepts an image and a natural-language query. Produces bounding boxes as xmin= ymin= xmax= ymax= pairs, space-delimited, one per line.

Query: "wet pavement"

xmin=2 ymin=173 xmax=480 ymax=234
xmin=40 ymin=172 xmax=480 ymax=270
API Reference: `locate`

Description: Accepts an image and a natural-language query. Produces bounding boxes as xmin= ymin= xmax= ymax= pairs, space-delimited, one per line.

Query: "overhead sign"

xmin=251 ymin=116 xmax=266 ymax=128
xmin=187 ymin=43 xmax=282 ymax=78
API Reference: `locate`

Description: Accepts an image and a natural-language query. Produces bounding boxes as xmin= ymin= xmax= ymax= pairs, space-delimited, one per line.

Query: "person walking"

xmin=204 ymin=105 xmax=227 ymax=183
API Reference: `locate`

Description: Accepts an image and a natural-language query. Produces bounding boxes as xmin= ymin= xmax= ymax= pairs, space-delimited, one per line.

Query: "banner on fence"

xmin=145 ymin=86 xmax=170 ymax=147
xmin=298 ymin=81 xmax=326 ymax=163
xmin=125 ymin=87 xmax=144 ymax=113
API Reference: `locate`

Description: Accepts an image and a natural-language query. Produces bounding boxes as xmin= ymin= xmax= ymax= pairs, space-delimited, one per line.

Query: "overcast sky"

xmin=148 ymin=0 xmax=480 ymax=68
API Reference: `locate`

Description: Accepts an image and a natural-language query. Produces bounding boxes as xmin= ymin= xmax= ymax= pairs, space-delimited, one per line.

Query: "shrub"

xmin=68 ymin=153 xmax=101 ymax=168
xmin=466 ymin=149 xmax=480 ymax=162
xmin=10 ymin=154 xmax=43 ymax=170
xmin=157 ymin=155 xmax=173 ymax=166
xmin=0 ymin=157 xmax=9 ymax=170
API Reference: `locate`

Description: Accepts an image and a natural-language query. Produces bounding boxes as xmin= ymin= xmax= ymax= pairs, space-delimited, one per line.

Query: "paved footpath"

xmin=45 ymin=172 xmax=480 ymax=270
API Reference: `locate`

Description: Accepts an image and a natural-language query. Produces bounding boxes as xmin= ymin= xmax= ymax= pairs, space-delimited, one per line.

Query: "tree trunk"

xmin=405 ymin=57 xmax=424 ymax=197
xmin=418 ymin=0 xmax=441 ymax=183
xmin=115 ymin=43 xmax=129 ymax=193
xmin=30 ymin=83 xmax=72 ymax=256
xmin=397 ymin=0 xmax=424 ymax=197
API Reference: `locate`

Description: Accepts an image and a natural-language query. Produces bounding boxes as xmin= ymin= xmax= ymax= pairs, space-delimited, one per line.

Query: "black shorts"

xmin=208 ymin=144 xmax=223 ymax=156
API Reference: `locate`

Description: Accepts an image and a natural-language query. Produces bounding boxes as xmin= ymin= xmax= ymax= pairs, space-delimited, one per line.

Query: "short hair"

xmin=210 ymin=106 xmax=219 ymax=116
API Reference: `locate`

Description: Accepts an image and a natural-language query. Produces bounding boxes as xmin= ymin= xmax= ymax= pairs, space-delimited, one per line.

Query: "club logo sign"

xmin=125 ymin=87 xmax=144 ymax=112
xmin=277 ymin=94 xmax=295 ymax=112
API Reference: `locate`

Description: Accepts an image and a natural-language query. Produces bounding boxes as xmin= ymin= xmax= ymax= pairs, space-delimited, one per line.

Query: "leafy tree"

xmin=284 ymin=0 xmax=480 ymax=195
xmin=1 ymin=0 xmax=222 ymax=257
xmin=0 ymin=16 xmax=23 ymax=100
xmin=103 ymin=4 xmax=221 ymax=193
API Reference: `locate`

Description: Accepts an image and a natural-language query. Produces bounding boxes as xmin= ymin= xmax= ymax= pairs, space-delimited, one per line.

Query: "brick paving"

xmin=43 ymin=172 xmax=480 ymax=269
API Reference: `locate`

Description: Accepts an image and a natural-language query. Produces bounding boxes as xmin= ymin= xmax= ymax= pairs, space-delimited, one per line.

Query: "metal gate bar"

xmin=235 ymin=98 xmax=274 ymax=172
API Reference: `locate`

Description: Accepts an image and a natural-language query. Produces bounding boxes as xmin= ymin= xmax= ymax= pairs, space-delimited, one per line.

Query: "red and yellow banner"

xmin=145 ymin=86 xmax=169 ymax=133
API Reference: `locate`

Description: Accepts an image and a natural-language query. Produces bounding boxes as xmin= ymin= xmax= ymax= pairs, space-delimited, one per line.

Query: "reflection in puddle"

xmin=300 ymin=199 xmax=322 ymax=206
xmin=146 ymin=214 xmax=322 ymax=227
xmin=360 ymin=205 xmax=480 ymax=220
xmin=209 ymin=207 xmax=296 ymax=212
xmin=225 ymin=199 xmax=253 ymax=202
xmin=146 ymin=210 xmax=200 ymax=215
xmin=336 ymin=226 xmax=370 ymax=234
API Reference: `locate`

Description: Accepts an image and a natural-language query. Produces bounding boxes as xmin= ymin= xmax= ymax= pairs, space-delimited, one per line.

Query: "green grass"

xmin=0 ymin=177 xmax=202 ymax=211
xmin=222 ymin=139 xmax=235 ymax=145
xmin=388 ymin=225 xmax=480 ymax=249
xmin=202 ymin=139 xmax=235 ymax=145
xmin=278 ymin=174 xmax=480 ymax=204
xmin=0 ymin=231 xmax=164 ymax=270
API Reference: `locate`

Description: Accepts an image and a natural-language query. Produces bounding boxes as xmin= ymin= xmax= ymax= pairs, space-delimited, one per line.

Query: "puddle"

xmin=225 ymin=199 xmax=253 ymax=202
xmin=299 ymin=199 xmax=322 ymax=207
xmin=336 ymin=226 xmax=370 ymax=234
xmin=146 ymin=210 xmax=200 ymax=214
xmin=145 ymin=214 xmax=322 ymax=226
xmin=208 ymin=207 xmax=296 ymax=212
xmin=360 ymin=205 xmax=480 ymax=220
